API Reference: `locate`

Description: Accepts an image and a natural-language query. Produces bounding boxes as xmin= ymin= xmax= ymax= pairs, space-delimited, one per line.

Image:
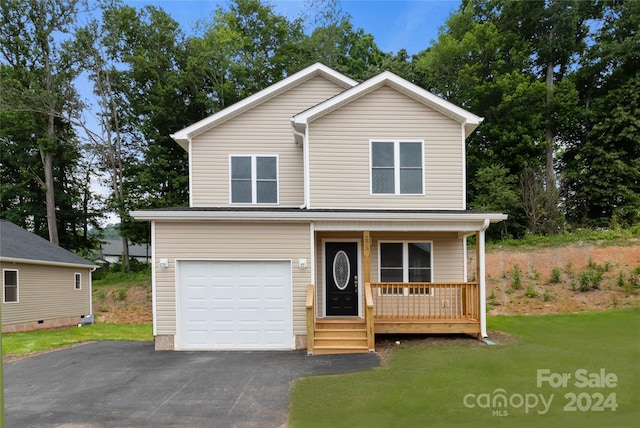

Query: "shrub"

xmin=543 ymin=288 xmax=551 ymax=302
xmin=579 ymin=269 xmax=603 ymax=292
xmin=525 ymin=285 xmax=538 ymax=298
xmin=115 ymin=288 xmax=128 ymax=302
xmin=511 ymin=265 xmax=522 ymax=290
xmin=488 ymin=289 xmax=500 ymax=306
xmin=565 ymin=261 xmax=574 ymax=279
xmin=549 ymin=267 xmax=562 ymax=284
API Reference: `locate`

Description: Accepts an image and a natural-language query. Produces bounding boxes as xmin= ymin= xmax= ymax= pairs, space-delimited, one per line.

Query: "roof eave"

xmin=171 ymin=63 xmax=357 ymax=149
xmin=131 ymin=209 xmax=507 ymax=224
xmin=0 ymin=256 xmax=98 ymax=270
xmin=292 ymin=71 xmax=483 ymax=131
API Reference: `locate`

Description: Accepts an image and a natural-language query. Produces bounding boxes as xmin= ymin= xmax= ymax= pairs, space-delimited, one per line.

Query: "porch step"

xmin=312 ymin=319 xmax=370 ymax=355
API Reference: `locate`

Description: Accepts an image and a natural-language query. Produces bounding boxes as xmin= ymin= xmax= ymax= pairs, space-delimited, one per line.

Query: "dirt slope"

xmin=93 ymin=241 xmax=640 ymax=323
xmin=476 ymin=240 xmax=640 ymax=315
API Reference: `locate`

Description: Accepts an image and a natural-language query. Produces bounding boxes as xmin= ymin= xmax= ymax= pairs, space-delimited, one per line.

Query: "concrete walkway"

xmin=5 ymin=341 xmax=379 ymax=427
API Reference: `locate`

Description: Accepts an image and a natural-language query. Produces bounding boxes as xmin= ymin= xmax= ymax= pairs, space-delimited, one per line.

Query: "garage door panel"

xmin=178 ymin=261 xmax=292 ymax=350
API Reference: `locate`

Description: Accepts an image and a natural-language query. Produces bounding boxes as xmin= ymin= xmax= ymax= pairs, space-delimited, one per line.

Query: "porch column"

xmin=477 ymin=222 xmax=488 ymax=338
xmin=363 ymin=230 xmax=371 ymax=285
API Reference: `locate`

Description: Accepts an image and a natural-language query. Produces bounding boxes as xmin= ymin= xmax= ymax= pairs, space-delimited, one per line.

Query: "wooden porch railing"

xmin=364 ymin=282 xmax=375 ymax=351
xmin=369 ymin=282 xmax=480 ymax=321
xmin=305 ymin=284 xmax=315 ymax=355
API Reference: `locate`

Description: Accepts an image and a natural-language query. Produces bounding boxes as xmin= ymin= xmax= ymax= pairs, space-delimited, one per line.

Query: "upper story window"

xmin=74 ymin=273 xmax=82 ymax=290
xmin=371 ymin=141 xmax=424 ymax=195
xmin=230 ymin=155 xmax=278 ymax=204
xmin=3 ymin=269 xmax=18 ymax=303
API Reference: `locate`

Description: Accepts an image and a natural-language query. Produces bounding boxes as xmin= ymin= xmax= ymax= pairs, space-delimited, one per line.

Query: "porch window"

xmin=230 ymin=155 xmax=278 ymax=204
xmin=371 ymin=141 xmax=423 ymax=194
xmin=379 ymin=242 xmax=432 ymax=295
xmin=3 ymin=269 xmax=18 ymax=303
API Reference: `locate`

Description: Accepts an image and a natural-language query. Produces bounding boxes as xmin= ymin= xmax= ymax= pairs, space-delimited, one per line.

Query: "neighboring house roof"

xmin=292 ymin=71 xmax=483 ymax=138
xmin=0 ymin=220 xmax=96 ymax=268
xmin=99 ymin=239 xmax=150 ymax=259
xmin=170 ymin=63 xmax=358 ymax=150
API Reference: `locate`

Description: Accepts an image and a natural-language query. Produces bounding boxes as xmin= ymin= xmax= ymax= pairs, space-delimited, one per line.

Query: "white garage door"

xmin=177 ymin=261 xmax=293 ymax=350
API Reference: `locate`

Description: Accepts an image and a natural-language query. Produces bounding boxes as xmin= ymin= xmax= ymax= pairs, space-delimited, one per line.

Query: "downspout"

xmin=89 ymin=266 xmax=97 ymax=322
xmin=291 ymin=122 xmax=309 ymax=209
xmin=151 ymin=220 xmax=158 ymax=337
xmin=188 ymin=136 xmax=193 ymax=207
xmin=479 ymin=218 xmax=490 ymax=338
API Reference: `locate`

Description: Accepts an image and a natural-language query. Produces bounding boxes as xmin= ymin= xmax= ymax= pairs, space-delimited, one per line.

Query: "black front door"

xmin=325 ymin=242 xmax=358 ymax=316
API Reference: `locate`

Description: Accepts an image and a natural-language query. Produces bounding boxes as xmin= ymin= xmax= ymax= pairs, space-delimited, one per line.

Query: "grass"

xmin=290 ymin=308 xmax=640 ymax=428
xmin=2 ymin=323 xmax=152 ymax=356
xmin=482 ymin=226 xmax=640 ymax=250
xmin=93 ymin=268 xmax=151 ymax=287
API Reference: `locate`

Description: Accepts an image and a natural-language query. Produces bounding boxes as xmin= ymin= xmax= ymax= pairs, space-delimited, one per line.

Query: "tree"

xmin=74 ymin=7 xmax=137 ymax=271
xmin=302 ymin=0 xmax=386 ymax=80
xmin=0 ymin=0 xmax=80 ymax=244
xmin=97 ymin=4 xmax=194 ymax=244
xmin=470 ymin=164 xmax=520 ymax=238
xmin=561 ymin=0 xmax=640 ymax=227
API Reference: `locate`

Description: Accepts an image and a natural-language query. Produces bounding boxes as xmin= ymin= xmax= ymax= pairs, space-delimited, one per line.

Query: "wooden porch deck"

xmin=306 ymin=282 xmax=481 ymax=355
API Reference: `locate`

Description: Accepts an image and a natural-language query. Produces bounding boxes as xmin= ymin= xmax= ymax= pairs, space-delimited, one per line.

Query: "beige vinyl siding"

xmin=190 ymin=76 xmax=347 ymax=207
xmin=313 ymin=231 xmax=464 ymax=317
xmin=308 ymin=85 xmax=464 ymax=209
xmin=1 ymin=262 xmax=91 ymax=325
xmin=154 ymin=221 xmax=312 ymax=336
xmin=371 ymin=232 xmax=465 ymax=318
xmin=370 ymin=232 xmax=465 ymax=282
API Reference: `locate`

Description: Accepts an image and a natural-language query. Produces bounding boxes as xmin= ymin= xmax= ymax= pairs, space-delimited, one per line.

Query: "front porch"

xmin=306 ymin=229 xmax=488 ymax=355
xmin=306 ymin=281 xmax=481 ymax=354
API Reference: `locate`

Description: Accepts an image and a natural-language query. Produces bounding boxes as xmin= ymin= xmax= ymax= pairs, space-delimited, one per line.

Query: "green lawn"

xmin=2 ymin=323 xmax=152 ymax=355
xmin=290 ymin=308 xmax=640 ymax=428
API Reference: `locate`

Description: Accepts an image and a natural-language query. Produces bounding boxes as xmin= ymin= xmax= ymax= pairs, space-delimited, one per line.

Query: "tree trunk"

xmin=122 ymin=235 xmax=130 ymax=274
xmin=41 ymin=146 xmax=58 ymax=244
xmin=545 ymin=61 xmax=556 ymax=192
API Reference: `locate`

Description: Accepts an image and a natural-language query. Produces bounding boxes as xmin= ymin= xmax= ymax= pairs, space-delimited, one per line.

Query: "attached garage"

xmin=176 ymin=260 xmax=293 ymax=350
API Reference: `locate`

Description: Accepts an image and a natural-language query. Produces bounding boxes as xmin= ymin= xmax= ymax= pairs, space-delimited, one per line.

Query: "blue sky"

xmin=122 ymin=0 xmax=461 ymax=55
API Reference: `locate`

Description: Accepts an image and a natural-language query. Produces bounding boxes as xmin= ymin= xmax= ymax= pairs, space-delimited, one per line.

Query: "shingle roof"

xmin=99 ymin=240 xmax=150 ymax=259
xmin=0 ymin=220 xmax=95 ymax=267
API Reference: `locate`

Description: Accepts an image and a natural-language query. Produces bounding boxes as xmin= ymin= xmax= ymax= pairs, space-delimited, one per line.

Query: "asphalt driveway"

xmin=4 ymin=341 xmax=379 ymax=427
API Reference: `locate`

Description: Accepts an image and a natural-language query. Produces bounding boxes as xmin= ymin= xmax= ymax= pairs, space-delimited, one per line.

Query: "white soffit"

xmin=130 ymin=209 xmax=507 ymax=224
xmin=170 ymin=63 xmax=357 ymax=150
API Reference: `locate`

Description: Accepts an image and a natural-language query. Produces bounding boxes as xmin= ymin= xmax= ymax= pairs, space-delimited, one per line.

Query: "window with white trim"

xmin=230 ymin=155 xmax=278 ymax=204
xmin=74 ymin=272 xmax=82 ymax=290
xmin=371 ymin=141 xmax=423 ymax=194
xmin=3 ymin=269 xmax=18 ymax=303
xmin=379 ymin=242 xmax=432 ymax=295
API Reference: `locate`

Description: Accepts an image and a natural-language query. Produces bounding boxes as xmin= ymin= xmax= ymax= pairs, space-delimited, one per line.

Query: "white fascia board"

xmin=130 ymin=209 xmax=507 ymax=224
xmin=171 ymin=63 xmax=357 ymax=150
xmin=0 ymin=256 xmax=98 ymax=270
xmin=292 ymin=71 xmax=483 ymax=133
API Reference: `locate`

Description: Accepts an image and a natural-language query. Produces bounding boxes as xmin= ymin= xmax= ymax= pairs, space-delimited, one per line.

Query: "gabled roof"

xmin=99 ymin=239 xmax=150 ymax=259
xmin=0 ymin=220 xmax=96 ymax=268
xmin=170 ymin=63 xmax=358 ymax=150
xmin=292 ymin=71 xmax=483 ymax=138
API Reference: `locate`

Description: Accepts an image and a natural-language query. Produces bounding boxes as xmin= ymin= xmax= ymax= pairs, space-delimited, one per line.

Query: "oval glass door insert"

xmin=333 ymin=250 xmax=350 ymax=290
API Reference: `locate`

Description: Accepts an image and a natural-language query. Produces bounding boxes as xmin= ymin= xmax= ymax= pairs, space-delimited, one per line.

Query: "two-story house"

xmin=132 ymin=63 xmax=506 ymax=354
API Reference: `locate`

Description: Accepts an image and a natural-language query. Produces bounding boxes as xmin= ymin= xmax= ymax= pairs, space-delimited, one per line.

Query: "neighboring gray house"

xmin=1 ymin=220 xmax=96 ymax=333
xmin=96 ymin=240 xmax=151 ymax=265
